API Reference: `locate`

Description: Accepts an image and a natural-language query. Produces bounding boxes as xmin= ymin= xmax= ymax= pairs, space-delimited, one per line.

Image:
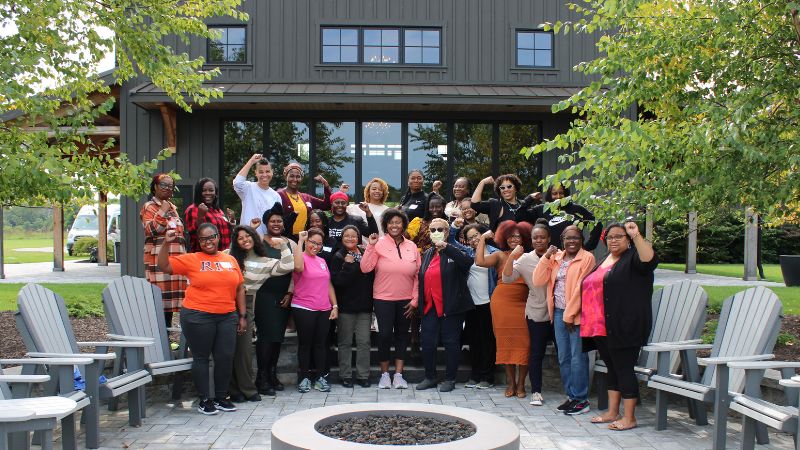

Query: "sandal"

xmin=516 ymin=389 xmax=527 ymax=399
xmin=608 ymin=420 xmax=638 ymax=431
xmin=504 ymin=385 xmax=516 ymax=397
xmin=591 ymin=414 xmax=622 ymax=424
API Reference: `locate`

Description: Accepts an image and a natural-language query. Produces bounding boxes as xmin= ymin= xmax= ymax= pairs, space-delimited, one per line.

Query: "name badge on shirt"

xmin=219 ymin=261 xmax=234 ymax=270
xmin=320 ymin=262 xmax=327 ymax=270
xmin=408 ymin=204 xmax=419 ymax=210
xmin=322 ymin=246 xmax=332 ymax=253
xmin=244 ymin=261 xmax=258 ymax=270
xmin=306 ymin=201 xmax=312 ymax=208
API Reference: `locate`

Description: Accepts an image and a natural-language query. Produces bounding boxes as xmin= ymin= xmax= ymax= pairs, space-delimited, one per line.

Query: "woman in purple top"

xmin=292 ymin=228 xmax=339 ymax=394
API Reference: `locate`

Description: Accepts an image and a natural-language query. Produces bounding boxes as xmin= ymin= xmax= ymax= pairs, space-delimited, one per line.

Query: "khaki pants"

xmin=337 ymin=312 xmax=372 ymax=380
xmin=229 ymin=295 xmax=257 ymax=398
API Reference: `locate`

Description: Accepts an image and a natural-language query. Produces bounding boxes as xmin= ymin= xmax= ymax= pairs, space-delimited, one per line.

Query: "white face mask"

xmin=429 ymin=231 xmax=445 ymax=244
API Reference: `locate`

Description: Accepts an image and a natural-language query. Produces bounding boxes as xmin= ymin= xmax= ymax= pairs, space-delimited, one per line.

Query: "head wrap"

xmin=330 ymin=191 xmax=349 ymax=203
xmin=283 ymin=162 xmax=304 ymax=178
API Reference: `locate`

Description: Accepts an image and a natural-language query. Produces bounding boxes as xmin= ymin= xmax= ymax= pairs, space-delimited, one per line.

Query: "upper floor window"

xmin=516 ymin=30 xmax=553 ymax=68
xmin=321 ymin=27 xmax=441 ymax=65
xmin=208 ymin=26 xmax=247 ymax=63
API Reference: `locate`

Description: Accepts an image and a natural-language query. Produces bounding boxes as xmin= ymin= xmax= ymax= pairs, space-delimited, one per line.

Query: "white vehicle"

xmin=67 ymin=204 xmax=121 ymax=256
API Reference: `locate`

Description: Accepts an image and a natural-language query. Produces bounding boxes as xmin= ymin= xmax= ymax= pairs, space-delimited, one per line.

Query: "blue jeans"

xmin=553 ymin=308 xmax=589 ymax=401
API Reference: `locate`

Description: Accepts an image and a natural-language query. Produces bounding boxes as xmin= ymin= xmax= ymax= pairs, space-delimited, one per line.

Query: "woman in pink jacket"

xmin=532 ymin=225 xmax=595 ymax=416
xmin=361 ymin=208 xmax=420 ymax=389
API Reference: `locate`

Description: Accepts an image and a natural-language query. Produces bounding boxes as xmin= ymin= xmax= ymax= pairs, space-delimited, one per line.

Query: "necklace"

xmin=502 ymin=199 xmax=521 ymax=214
xmin=288 ymin=192 xmax=301 ymax=202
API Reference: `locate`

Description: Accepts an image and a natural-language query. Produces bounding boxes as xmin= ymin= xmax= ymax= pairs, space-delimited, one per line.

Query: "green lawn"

xmin=655 ymin=285 xmax=800 ymax=315
xmin=0 ymin=283 xmax=105 ymax=317
xmin=660 ymin=263 xmax=784 ymax=283
xmin=3 ymin=234 xmax=83 ymax=264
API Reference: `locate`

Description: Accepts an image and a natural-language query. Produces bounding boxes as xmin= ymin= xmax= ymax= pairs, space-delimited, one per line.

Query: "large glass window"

xmin=364 ymin=29 xmax=399 ymax=64
xmin=269 ymin=122 xmax=310 ymax=189
xmin=500 ymin=124 xmax=542 ymax=196
xmin=315 ymin=122 xmax=356 ymax=197
xmin=208 ymin=26 xmax=247 ymax=63
xmin=404 ymin=29 xmax=440 ymax=64
xmin=362 ymin=122 xmax=402 ymax=202
xmin=322 ymin=28 xmax=359 ymax=63
xmin=454 ymin=124 xmax=493 ymax=200
xmin=222 ymin=121 xmax=264 ymax=214
xmin=408 ymin=123 xmax=447 ymax=194
xmin=516 ymin=30 xmax=553 ymax=68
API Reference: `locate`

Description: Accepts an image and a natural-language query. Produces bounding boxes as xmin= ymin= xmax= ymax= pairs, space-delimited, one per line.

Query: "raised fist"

xmin=481 ymin=176 xmax=494 ymax=185
xmin=314 ymin=174 xmax=329 ymax=186
xmin=544 ymin=245 xmax=558 ymax=258
xmin=482 ymin=230 xmax=494 ymax=241
xmin=625 ymin=220 xmax=640 ymax=237
xmin=298 ymin=230 xmax=308 ymax=241
xmin=367 ymin=233 xmax=379 ymax=245
xmin=249 ymin=218 xmax=262 ymax=229
xmin=165 ymin=229 xmax=178 ymax=243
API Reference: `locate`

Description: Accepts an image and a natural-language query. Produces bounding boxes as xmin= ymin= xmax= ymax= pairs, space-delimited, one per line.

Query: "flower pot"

xmin=779 ymin=255 xmax=800 ymax=286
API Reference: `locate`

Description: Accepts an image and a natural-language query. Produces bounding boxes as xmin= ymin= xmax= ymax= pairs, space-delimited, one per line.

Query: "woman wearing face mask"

xmin=471 ymin=174 xmax=525 ymax=232
xmin=225 ymin=225 xmax=293 ymax=401
xmin=292 ymin=228 xmax=339 ymax=393
xmin=584 ymin=221 xmax=656 ymax=431
xmin=476 ymin=221 xmax=532 ymax=398
xmin=185 ymin=177 xmax=235 ymax=252
xmin=277 ymin=162 xmax=332 ymax=239
xmin=502 ymin=219 xmax=552 ymax=407
xmin=532 ymin=225 xmax=596 ymax=416
xmin=361 ymin=209 xmax=420 ymax=389
xmin=141 ymin=173 xmax=187 ymax=327
xmin=347 ymin=177 xmax=390 ymax=235
xmin=517 ymin=183 xmax=602 ymax=251
xmin=414 ymin=218 xmax=474 ymax=392
xmin=398 ymin=169 xmax=432 ymax=222
xmin=406 ymin=194 xmax=447 ymax=253
xmin=330 ymin=225 xmax=374 ymax=388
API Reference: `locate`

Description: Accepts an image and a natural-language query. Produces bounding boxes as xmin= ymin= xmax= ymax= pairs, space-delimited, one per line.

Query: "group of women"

xmin=140 ymin=156 xmax=657 ymax=431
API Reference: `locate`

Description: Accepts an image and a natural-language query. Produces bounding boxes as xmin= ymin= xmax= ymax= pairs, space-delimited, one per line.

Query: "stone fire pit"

xmin=271 ymin=402 xmax=519 ymax=449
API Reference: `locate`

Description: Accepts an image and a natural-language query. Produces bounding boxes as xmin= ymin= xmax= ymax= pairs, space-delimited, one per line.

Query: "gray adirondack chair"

xmin=102 ymin=276 xmax=192 ymax=405
xmin=594 ymin=281 xmax=708 ymax=411
xmin=644 ymin=286 xmax=782 ymax=450
xmin=15 ymin=283 xmax=154 ymax=449
xmin=726 ymin=367 xmax=800 ymax=449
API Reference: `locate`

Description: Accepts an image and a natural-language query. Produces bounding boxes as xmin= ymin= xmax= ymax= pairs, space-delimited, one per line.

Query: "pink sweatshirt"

xmin=360 ymin=234 xmax=420 ymax=305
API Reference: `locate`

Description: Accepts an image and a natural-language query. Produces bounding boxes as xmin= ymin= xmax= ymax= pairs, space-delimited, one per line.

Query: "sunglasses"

xmin=498 ymin=185 xmax=514 ymax=191
xmin=198 ymin=234 xmax=219 ymax=243
xmin=429 ymin=227 xmax=447 ymax=233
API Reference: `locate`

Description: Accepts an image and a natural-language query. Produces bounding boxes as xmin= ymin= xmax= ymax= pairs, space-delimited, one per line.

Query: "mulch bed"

xmin=1 ymin=311 xmax=108 ymax=359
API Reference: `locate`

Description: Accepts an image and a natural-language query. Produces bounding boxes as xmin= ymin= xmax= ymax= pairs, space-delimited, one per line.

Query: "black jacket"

xmin=417 ymin=243 xmax=475 ymax=316
xmin=472 ymin=197 xmax=522 ymax=232
xmin=582 ymin=247 xmax=659 ymax=351
xmin=516 ymin=199 xmax=602 ymax=251
xmin=328 ymin=214 xmax=379 ymax=245
xmin=329 ymin=248 xmax=374 ymax=314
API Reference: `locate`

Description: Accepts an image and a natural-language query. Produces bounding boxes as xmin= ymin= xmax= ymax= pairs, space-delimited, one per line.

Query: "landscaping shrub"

xmin=72 ymin=237 xmax=115 ymax=260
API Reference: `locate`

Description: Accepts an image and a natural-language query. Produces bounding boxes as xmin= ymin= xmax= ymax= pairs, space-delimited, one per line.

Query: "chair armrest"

xmin=0 ymin=357 xmax=94 ymax=366
xmin=166 ymin=326 xmax=182 ymax=333
xmin=106 ymin=333 xmax=154 ymax=342
xmin=27 ymin=351 xmax=117 ymax=361
xmin=0 ymin=374 xmax=50 ymax=383
xmin=647 ymin=339 xmax=703 ymax=347
xmin=780 ymin=379 xmax=800 ymax=389
xmin=642 ymin=343 xmax=712 ymax=353
xmin=728 ymin=361 xmax=800 ymax=370
xmin=77 ymin=340 xmax=153 ymax=348
xmin=698 ymin=354 xmax=774 ymax=366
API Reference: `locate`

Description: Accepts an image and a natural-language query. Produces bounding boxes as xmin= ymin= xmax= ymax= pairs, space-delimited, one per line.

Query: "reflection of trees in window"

xmin=408 ymin=123 xmax=446 ymax=192
xmin=315 ymin=122 xmax=355 ymax=193
xmin=223 ymin=121 xmax=264 ymax=213
xmin=500 ymin=124 xmax=542 ymax=195
xmin=208 ymin=27 xmax=246 ymax=63
xmin=269 ymin=122 xmax=309 ymax=189
xmin=454 ymin=124 xmax=493 ymax=200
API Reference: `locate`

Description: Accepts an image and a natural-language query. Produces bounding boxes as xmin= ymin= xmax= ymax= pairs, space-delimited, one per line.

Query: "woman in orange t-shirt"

xmin=158 ymin=223 xmax=245 ymax=416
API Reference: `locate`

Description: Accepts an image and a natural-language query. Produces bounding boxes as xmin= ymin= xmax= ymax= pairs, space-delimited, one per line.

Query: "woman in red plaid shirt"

xmin=185 ymin=178 xmax=236 ymax=252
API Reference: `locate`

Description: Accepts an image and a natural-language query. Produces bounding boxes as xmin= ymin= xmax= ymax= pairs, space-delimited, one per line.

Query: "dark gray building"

xmin=121 ymin=0 xmax=600 ymax=276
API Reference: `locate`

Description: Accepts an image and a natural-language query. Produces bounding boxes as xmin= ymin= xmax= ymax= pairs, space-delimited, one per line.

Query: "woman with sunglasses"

xmin=157 ymin=223 xmax=245 ymax=415
xmin=584 ymin=221 xmax=657 ymax=431
xmin=185 ymin=177 xmax=235 ymax=252
xmin=292 ymin=228 xmax=339 ymax=393
xmin=471 ymin=174 xmax=526 ymax=232
xmin=414 ymin=218 xmax=474 ymax=392
xmin=476 ymin=220 xmax=532 ymax=398
xmin=141 ymin=173 xmax=187 ymax=327
xmin=532 ymin=225 xmax=596 ymax=416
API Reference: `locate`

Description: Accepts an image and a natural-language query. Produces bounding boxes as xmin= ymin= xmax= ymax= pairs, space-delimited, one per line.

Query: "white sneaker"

xmin=392 ymin=373 xmax=408 ymax=389
xmin=378 ymin=372 xmax=392 ymax=389
xmin=530 ymin=392 xmax=544 ymax=406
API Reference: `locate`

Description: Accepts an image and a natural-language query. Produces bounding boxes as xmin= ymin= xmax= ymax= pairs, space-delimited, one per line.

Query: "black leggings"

xmin=374 ymin=299 xmax=411 ymax=362
xmin=594 ymin=336 xmax=641 ymax=399
xmin=180 ymin=308 xmax=237 ymax=400
xmin=527 ymin=319 xmax=555 ymax=393
xmin=292 ymin=308 xmax=331 ymax=381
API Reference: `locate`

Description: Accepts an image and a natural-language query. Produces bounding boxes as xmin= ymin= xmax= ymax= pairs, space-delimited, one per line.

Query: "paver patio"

xmin=46 ymin=382 xmax=795 ymax=449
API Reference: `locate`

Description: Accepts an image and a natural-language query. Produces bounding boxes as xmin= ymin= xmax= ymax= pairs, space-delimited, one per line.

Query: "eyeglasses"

xmin=158 ymin=183 xmax=174 ymax=190
xmin=429 ymin=227 xmax=447 ymax=233
xmin=198 ymin=234 xmax=219 ymax=243
xmin=562 ymin=236 xmax=582 ymax=242
xmin=466 ymin=234 xmax=480 ymax=242
xmin=498 ymin=185 xmax=514 ymax=191
xmin=307 ymin=240 xmax=323 ymax=247
xmin=605 ymin=234 xmax=628 ymax=242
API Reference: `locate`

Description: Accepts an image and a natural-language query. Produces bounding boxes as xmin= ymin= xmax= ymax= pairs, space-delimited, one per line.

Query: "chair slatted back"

xmin=103 ymin=276 xmax=170 ymax=365
xmin=0 ymin=367 xmax=10 ymax=400
xmin=706 ymin=287 xmax=782 ymax=393
xmin=16 ymin=284 xmax=78 ymax=355
xmin=643 ymin=281 xmax=708 ymax=372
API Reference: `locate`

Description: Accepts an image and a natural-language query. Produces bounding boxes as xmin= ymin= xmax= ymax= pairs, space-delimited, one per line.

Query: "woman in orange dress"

xmin=476 ymin=220 xmax=532 ymax=398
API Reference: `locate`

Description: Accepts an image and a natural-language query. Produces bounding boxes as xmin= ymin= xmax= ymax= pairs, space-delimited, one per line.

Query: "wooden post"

xmin=158 ymin=104 xmax=177 ymax=151
xmin=97 ymin=192 xmax=108 ymax=266
xmin=53 ymin=206 xmax=64 ymax=272
xmin=645 ymin=205 xmax=654 ymax=242
xmin=743 ymin=208 xmax=758 ymax=281
xmin=686 ymin=211 xmax=697 ymax=274
xmin=0 ymin=207 xmax=5 ymax=279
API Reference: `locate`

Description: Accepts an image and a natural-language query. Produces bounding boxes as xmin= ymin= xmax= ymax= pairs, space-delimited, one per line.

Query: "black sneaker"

xmin=357 ymin=379 xmax=371 ymax=388
xmin=197 ymin=398 xmax=218 ymax=415
xmin=557 ymin=398 xmax=574 ymax=412
xmin=565 ymin=399 xmax=590 ymax=416
xmin=213 ymin=397 xmax=237 ymax=412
